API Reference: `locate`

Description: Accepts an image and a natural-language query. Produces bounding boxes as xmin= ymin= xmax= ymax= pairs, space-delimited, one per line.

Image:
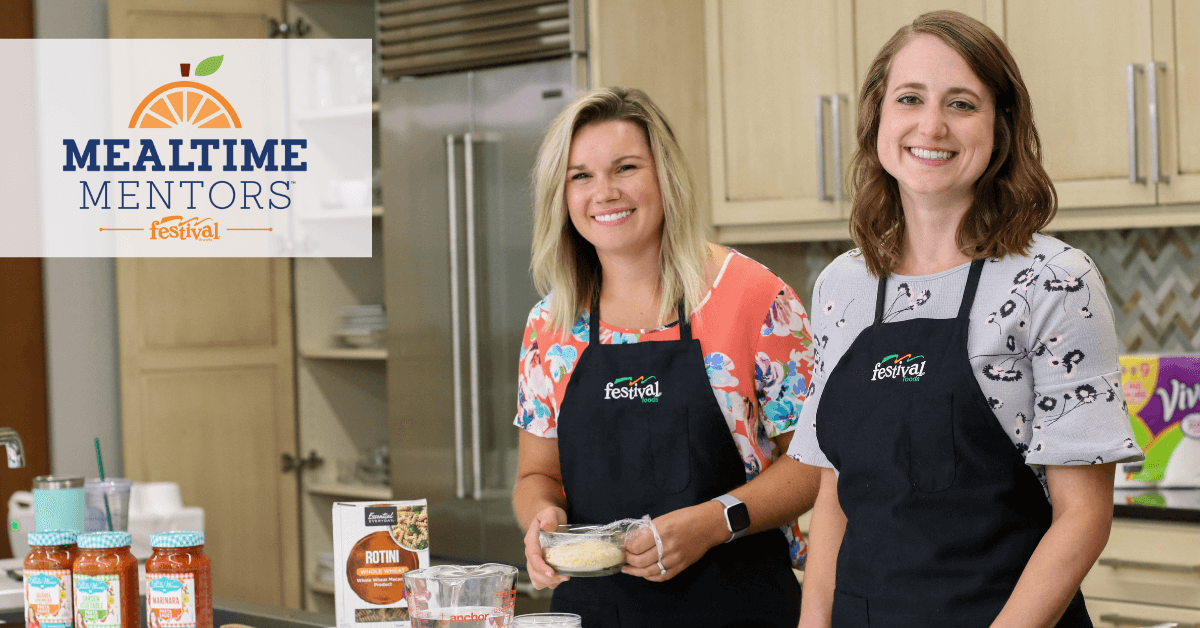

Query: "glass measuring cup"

xmin=403 ymin=563 xmax=517 ymax=628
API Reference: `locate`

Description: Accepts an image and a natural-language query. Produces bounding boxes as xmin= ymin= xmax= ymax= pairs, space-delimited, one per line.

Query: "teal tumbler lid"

xmin=78 ymin=531 xmax=131 ymax=549
xmin=28 ymin=530 xmax=77 ymax=547
xmin=151 ymin=531 xmax=204 ymax=548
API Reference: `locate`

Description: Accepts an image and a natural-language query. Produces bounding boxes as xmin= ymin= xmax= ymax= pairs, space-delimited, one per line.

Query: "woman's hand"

xmin=524 ymin=505 xmax=569 ymax=590
xmin=621 ymin=501 xmax=727 ymax=582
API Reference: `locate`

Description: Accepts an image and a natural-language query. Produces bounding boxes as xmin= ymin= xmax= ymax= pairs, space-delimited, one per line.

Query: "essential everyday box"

xmin=333 ymin=499 xmax=430 ymax=628
xmin=1120 ymin=356 xmax=1200 ymax=488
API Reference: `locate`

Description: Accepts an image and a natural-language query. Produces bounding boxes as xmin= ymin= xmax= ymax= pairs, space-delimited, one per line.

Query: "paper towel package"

xmin=1120 ymin=356 xmax=1200 ymax=487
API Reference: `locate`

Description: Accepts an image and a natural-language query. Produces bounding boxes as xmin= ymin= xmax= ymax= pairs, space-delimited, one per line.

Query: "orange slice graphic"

xmin=128 ymin=81 xmax=241 ymax=129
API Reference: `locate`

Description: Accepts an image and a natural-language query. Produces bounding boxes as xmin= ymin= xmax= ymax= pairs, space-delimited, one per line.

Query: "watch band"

xmin=711 ymin=493 xmax=748 ymax=542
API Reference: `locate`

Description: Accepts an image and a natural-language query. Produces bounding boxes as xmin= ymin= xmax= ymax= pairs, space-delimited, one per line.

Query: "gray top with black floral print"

xmin=787 ymin=234 xmax=1144 ymax=491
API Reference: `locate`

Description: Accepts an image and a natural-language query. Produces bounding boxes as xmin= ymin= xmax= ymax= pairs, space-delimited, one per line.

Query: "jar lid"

xmin=78 ymin=531 xmax=132 ymax=549
xmin=27 ymin=530 xmax=77 ymax=547
xmin=151 ymin=531 xmax=204 ymax=548
xmin=32 ymin=476 xmax=84 ymax=489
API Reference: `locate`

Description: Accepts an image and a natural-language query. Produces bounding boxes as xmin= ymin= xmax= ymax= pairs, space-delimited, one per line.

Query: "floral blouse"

xmin=787 ymin=234 xmax=1144 ymax=495
xmin=515 ymin=250 xmax=815 ymax=566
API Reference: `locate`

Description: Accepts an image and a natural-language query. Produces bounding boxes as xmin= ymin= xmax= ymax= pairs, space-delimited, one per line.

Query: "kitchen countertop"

xmin=1114 ymin=488 xmax=1200 ymax=523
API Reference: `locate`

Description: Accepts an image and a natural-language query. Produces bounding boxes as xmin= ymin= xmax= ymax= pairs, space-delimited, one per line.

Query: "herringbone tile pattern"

xmin=1058 ymin=227 xmax=1200 ymax=354
xmin=741 ymin=227 xmax=1200 ymax=354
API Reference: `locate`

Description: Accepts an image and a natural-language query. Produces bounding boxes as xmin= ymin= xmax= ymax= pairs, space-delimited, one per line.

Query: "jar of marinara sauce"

xmin=73 ymin=531 xmax=138 ymax=628
xmin=146 ymin=531 xmax=212 ymax=628
xmin=25 ymin=530 xmax=78 ymax=628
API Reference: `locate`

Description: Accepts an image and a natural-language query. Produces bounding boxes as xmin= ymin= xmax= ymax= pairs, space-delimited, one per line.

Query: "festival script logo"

xmin=871 ymin=353 xmax=927 ymax=382
xmin=604 ymin=376 xmax=662 ymax=402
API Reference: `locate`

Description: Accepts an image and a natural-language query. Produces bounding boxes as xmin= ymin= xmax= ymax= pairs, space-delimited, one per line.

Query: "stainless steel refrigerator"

xmin=382 ymin=58 xmax=575 ymax=567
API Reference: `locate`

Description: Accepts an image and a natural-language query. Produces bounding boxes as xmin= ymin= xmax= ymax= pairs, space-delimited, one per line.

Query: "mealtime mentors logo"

xmin=604 ymin=376 xmax=662 ymax=402
xmin=872 ymin=353 xmax=928 ymax=382
xmin=62 ymin=54 xmax=305 ymax=240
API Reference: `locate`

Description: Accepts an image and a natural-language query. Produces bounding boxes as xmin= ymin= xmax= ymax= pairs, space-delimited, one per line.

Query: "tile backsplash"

xmin=734 ymin=226 xmax=1200 ymax=355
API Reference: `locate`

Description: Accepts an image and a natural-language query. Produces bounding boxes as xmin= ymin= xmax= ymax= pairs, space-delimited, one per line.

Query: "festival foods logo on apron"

xmin=871 ymin=353 xmax=927 ymax=382
xmin=604 ymin=376 xmax=662 ymax=402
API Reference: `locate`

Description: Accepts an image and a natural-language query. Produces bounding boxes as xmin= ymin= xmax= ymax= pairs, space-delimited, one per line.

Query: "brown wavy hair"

xmin=849 ymin=10 xmax=1056 ymax=277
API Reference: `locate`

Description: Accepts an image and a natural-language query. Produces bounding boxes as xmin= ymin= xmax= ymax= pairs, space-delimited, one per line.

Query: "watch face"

xmin=727 ymin=502 xmax=750 ymax=533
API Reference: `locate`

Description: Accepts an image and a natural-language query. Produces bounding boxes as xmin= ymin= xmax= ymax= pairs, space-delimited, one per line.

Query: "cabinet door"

xmin=118 ymin=259 xmax=301 ymax=609
xmin=705 ymin=0 xmax=848 ymax=232
xmin=109 ymin=0 xmax=283 ymax=38
xmin=1155 ymin=0 xmax=1200 ymax=204
xmin=1081 ymin=518 xmax=1200 ymax=609
xmin=1086 ymin=598 xmax=1200 ymax=627
xmin=850 ymin=0 xmax=988 ymax=94
xmin=1004 ymin=1 xmax=1156 ymax=209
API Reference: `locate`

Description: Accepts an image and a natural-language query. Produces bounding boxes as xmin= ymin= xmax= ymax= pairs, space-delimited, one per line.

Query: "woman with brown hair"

xmin=784 ymin=11 xmax=1143 ymax=627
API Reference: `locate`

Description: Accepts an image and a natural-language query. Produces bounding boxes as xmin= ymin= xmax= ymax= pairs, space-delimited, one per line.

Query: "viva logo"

xmin=149 ymin=578 xmax=183 ymax=594
xmin=27 ymin=573 xmax=59 ymax=589
xmin=76 ymin=579 xmax=109 ymax=595
xmin=871 ymin=353 xmax=927 ymax=382
xmin=604 ymin=376 xmax=662 ymax=403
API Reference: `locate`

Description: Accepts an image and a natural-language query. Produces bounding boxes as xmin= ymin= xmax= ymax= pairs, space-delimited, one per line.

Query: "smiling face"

xmin=564 ymin=119 xmax=665 ymax=260
xmin=877 ymin=33 xmax=995 ymax=209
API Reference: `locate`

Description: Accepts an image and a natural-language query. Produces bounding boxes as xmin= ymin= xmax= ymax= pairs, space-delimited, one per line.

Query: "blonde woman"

xmin=512 ymin=87 xmax=820 ymax=627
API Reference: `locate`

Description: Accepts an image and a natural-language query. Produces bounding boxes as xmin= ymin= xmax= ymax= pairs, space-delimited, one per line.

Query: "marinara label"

xmin=25 ymin=569 xmax=72 ymax=628
xmin=147 ymin=574 xmax=197 ymax=628
xmin=74 ymin=574 xmax=120 ymax=627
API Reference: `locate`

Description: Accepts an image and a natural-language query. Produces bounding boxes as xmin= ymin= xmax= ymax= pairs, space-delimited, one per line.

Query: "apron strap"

xmin=678 ymin=301 xmax=692 ymax=341
xmin=588 ymin=293 xmax=601 ymax=347
xmin=587 ymin=295 xmax=691 ymax=344
xmin=957 ymin=259 xmax=986 ymax=321
xmin=873 ymin=272 xmax=888 ymax=327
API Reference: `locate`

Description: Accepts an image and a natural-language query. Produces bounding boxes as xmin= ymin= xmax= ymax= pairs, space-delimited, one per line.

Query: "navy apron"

xmin=815 ymin=260 xmax=1091 ymax=627
xmin=551 ymin=297 xmax=801 ymax=628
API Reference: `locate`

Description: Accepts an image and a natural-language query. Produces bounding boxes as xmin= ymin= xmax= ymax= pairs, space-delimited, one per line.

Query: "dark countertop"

xmin=1114 ymin=489 xmax=1200 ymax=524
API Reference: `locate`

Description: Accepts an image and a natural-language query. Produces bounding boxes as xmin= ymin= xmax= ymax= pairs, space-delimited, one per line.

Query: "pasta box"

xmin=333 ymin=499 xmax=430 ymax=628
xmin=1120 ymin=356 xmax=1200 ymax=488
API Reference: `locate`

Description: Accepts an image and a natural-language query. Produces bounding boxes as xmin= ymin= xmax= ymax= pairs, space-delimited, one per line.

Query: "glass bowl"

xmin=538 ymin=524 xmax=626 ymax=577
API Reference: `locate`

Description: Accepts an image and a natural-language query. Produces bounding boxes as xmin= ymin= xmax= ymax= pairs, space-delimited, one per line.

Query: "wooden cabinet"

xmin=1082 ymin=518 xmax=1200 ymax=624
xmin=704 ymin=0 xmax=989 ymax=243
xmin=1005 ymin=1 xmax=1156 ymax=210
xmin=1154 ymin=0 xmax=1200 ymax=205
xmin=708 ymin=1 xmax=1200 ymax=244
xmin=704 ymin=0 xmax=850 ymax=241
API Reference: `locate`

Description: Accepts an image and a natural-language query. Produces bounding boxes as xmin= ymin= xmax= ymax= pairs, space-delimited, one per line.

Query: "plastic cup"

xmin=84 ymin=478 xmax=133 ymax=532
xmin=513 ymin=613 xmax=583 ymax=627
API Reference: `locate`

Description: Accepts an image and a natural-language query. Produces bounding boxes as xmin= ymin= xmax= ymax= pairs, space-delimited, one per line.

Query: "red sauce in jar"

xmin=24 ymin=530 xmax=78 ymax=628
xmin=145 ymin=531 xmax=212 ymax=628
xmin=73 ymin=532 xmax=138 ymax=628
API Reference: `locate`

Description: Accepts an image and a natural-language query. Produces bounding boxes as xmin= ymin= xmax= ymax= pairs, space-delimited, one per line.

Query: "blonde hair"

xmin=530 ymin=87 xmax=708 ymax=331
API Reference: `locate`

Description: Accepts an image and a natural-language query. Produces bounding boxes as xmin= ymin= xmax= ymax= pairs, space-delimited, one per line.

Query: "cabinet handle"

xmin=1100 ymin=614 xmax=1188 ymax=628
xmin=463 ymin=132 xmax=483 ymax=502
xmin=281 ymin=451 xmax=324 ymax=473
xmin=831 ymin=94 xmax=844 ymax=202
xmin=1148 ymin=61 xmax=1168 ymax=184
xmin=446 ymin=134 xmax=466 ymax=500
xmin=1098 ymin=557 xmax=1200 ymax=575
xmin=1127 ymin=63 xmax=1145 ymax=185
xmin=815 ymin=95 xmax=832 ymax=202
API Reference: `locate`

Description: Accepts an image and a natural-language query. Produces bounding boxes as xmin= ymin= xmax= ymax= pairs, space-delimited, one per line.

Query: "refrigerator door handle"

xmin=446 ymin=133 xmax=466 ymax=500
xmin=464 ymin=132 xmax=483 ymax=502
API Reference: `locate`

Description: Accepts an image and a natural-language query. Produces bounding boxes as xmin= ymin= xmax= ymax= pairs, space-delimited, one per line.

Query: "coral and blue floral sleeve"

xmin=754 ymin=284 xmax=815 ymax=440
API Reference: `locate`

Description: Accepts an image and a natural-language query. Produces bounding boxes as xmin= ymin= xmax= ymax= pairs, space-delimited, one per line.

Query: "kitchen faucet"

xmin=0 ymin=428 xmax=26 ymax=468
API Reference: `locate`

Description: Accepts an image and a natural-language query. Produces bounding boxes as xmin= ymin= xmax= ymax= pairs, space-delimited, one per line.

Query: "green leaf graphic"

xmin=195 ymin=55 xmax=224 ymax=77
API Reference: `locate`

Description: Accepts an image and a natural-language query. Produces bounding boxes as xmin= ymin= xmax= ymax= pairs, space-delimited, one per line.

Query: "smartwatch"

xmin=711 ymin=494 xmax=750 ymax=542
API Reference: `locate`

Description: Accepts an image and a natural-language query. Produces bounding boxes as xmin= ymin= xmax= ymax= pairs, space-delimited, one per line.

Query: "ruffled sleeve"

xmin=1022 ymin=248 xmax=1143 ymax=466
